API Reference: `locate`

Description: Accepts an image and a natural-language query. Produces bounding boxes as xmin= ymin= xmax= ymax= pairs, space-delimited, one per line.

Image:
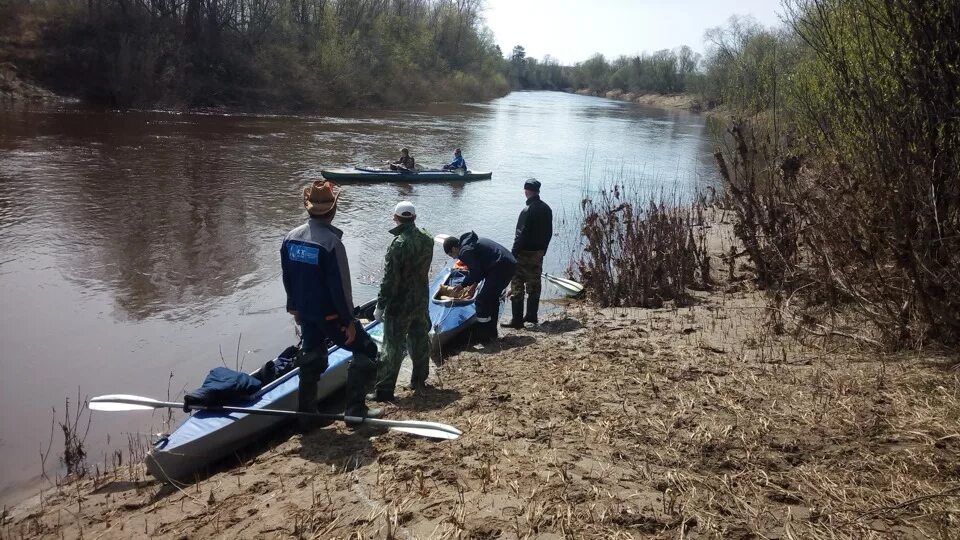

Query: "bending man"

xmin=442 ymin=232 xmax=516 ymax=342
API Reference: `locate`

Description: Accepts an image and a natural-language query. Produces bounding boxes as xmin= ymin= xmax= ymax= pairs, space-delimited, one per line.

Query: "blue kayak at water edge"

xmin=320 ymin=167 xmax=492 ymax=182
xmin=145 ymin=268 xmax=481 ymax=483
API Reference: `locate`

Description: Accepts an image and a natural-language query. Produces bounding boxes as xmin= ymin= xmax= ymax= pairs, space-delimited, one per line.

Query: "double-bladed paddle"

xmin=88 ymin=394 xmax=462 ymax=440
xmin=432 ymin=234 xmax=584 ymax=297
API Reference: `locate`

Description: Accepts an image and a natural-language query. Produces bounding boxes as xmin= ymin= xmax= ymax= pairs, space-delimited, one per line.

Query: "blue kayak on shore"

xmin=145 ymin=268 xmax=480 ymax=483
xmin=320 ymin=167 xmax=492 ymax=182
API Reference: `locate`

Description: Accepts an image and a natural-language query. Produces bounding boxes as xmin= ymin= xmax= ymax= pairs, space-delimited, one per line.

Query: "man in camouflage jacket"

xmin=370 ymin=201 xmax=434 ymax=401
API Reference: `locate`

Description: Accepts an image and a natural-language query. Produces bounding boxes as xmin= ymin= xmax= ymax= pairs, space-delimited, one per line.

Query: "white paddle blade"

xmin=389 ymin=426 xmax=460 ymax=440
xmin=433 ymin=233 xmax=451 ymax=245
xmin=543 ymin=273 xmax=585 ymax=296
xmin=89 ymin=394 xmax=163 ymax=412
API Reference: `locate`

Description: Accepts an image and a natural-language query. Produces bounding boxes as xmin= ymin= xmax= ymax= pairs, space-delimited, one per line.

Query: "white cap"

xmin=394 ymin=201 xmax=416 ymax=218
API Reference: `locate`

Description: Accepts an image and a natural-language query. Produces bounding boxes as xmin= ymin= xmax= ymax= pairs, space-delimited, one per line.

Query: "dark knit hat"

xmin=523 ymin=178 xmax=541 ymax=192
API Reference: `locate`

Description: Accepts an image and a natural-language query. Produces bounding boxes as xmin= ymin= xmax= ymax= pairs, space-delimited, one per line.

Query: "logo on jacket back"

xmin=288 ymin=243 xmax=320 ymax=265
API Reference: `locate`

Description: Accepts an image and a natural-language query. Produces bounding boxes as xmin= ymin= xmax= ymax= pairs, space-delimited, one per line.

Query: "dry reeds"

xmin=574 ymin=183 xmax=711 ymax=308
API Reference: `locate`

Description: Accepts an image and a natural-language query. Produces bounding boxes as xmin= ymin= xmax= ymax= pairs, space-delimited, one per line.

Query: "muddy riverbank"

xmin=4 ymin=215 xmax=956 ymax=539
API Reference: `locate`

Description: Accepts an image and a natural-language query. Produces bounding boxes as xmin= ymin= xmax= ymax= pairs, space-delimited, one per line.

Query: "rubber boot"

xmin=295 ymin=349 xmax=330 ymax=431
xmin=344 ymin=352 xmax=383 ymax=424
xmin=365 ymin=390 xmax=396 ymax=403
xmin=473 ymin=319 xmax=498 ymax=343
xmin=501 ymin=298 xmax=525 ymax=328
xmin=296 ymin=379 xmax=327 ymax=431
xmin=524 ymin=293 xmax=541 ymax=326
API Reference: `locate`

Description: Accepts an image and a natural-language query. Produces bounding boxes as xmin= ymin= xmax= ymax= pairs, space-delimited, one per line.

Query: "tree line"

xmin=506 ymin=45 xmax=703 ymax=96
xmin=0 ymin=0 xmax=509 ymax=108
xmin=710 ymin=0 xmax=960 ymax=349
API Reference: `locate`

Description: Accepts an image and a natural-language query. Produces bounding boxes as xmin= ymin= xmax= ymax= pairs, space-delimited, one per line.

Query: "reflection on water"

xmin=0 ymin=91 xmax=718 ymax=500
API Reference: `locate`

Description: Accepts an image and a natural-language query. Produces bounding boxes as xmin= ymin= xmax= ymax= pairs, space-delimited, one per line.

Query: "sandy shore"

xmin=4 ymin=218 xmax=958 ymax=538
xmin=573 ymin=89 xmax=709 ymax=113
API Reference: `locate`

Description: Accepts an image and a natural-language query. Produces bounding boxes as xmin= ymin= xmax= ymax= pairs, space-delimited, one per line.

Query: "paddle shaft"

xmin=122 ymin=398 xmax=458 ymax=434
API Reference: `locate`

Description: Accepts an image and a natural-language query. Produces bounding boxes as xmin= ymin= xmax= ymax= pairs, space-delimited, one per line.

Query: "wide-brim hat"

xmin=303 ymin=180 xmax=341 ymax=216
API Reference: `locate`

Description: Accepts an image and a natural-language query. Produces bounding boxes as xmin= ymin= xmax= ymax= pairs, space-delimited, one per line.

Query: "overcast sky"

xmin=483 ymin=0 xmax=785 ymax=64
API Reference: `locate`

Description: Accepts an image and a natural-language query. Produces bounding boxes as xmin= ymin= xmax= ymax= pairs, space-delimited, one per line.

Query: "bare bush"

xmin=714 ymin=118 xmax=803 ymax=290
xmin=573 ymin=184 xmax=710 ymax=308
xmin=59 ymin=392 xmax=91 ymax=478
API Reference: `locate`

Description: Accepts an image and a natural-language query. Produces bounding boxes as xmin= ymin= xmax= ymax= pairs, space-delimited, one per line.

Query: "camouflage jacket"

xmin=377 ymin=221 xmax=433 ymax=315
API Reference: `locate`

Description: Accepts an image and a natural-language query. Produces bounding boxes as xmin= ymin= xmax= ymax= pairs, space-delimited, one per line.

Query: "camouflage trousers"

xmin=509 ymin=250 xmax=545 ymax=301
xmin=376 ymin=311 xmax=431 ymax=394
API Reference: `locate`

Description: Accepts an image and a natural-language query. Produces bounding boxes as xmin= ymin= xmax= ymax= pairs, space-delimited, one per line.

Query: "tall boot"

xmin=295 ymin=350 xmax=329 ymax=431
xmin=476 ymin=319 xmax=498 ymax=343
xmin=501 ymin=298 xmax=525 ymax=328
xmin=344 ymin=352 xmax=382 ymax=423
xmin=524 ymin=293 xmax=541 ymax=326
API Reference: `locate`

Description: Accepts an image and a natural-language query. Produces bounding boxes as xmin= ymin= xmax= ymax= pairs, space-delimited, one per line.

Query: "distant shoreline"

xmin=569 ymin=88 xmax=712 ymax=113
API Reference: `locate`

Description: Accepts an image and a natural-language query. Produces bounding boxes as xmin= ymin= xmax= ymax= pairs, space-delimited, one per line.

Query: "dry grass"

xmin=5 ymin=286 xmax=957 ymax=539
xmin=3 ymin=219 xmax=958 ymax=539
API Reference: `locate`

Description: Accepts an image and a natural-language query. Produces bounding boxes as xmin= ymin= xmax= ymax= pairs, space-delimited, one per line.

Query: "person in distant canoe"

xmin=280 ymin=180 xmax=382 ymax=429
xmin=442 ymin=232 xmax=517 ymax=342
xmin=442 ymin=148 xmax=467 ymax=171
xmin=389 ymin=148 xmax=415 ymax=172
xmin=369 ymin=201 xmax=434 ymax=402
xmin=503 ymin=178 xmax=553 ymax=329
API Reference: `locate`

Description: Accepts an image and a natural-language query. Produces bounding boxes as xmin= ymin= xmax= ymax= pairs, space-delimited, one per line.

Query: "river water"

xmin=0 ymin=91 xmax=718 ymax=501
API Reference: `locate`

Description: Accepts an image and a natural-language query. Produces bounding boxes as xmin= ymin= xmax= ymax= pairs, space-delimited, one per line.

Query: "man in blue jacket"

xmin=281 ymin=180 xmax=381 ymax=429
xmin=442 ymin=232 xmax=516 ymax=342
xmin=442 ymin=148 xmax=466 ymax=171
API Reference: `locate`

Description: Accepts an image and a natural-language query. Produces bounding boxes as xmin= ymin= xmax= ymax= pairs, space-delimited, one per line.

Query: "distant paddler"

xmin=389 ymin=148 xmax=416 ymax=172
xmin=441 ymin=148 xmax=467 ymax=171
xmin=280 ymin=180 xmax=382 ymax=429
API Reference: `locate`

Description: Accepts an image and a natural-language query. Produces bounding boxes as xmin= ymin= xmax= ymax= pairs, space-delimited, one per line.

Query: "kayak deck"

xmin=145 ymin=269 xmax=481 ymax=483
xmin=321 ymin=167 xmax=492 ymax=182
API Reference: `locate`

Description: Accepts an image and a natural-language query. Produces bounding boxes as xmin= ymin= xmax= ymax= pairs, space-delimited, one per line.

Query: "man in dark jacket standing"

xmin=281 ymin=180 xmax=381 ymax=429
xmin=503 ymin=178 xmax=553 ymax=328
xmin=369 ymin=201 xmax=434 ymax=401
xmin=442 ymin=232 xmax=517 ymax=342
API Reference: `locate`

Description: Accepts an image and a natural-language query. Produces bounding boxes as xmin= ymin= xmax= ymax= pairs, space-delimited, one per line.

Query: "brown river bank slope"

xmin=4 ymin=278 xmax=958 ymax=538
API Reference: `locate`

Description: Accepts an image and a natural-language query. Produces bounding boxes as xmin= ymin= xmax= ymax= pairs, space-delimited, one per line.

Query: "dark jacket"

xmin=457 ymin=231 xmax=517 ymax=286
xmin=377 ymin=221 xmax=434 ymax=315
xmin=281 ymin=219 xmax=355 ymax=325
xmin=393 ymin=155 xmax=415 ymax=169
xmin=513 ymin=195 xmax=553 ymax=253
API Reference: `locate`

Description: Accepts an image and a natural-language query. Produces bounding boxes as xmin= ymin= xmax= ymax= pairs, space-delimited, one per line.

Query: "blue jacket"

xmin=446 ymin=154 xmax=466 ymax=169
xmin=456 ymin=231 xmax=516 ymax=286
xmin=281 ymin=219 xmax=355 ymax=325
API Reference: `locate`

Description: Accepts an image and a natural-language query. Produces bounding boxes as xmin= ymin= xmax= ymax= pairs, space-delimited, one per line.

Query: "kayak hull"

xmin=145 ymin=269 xmax=480 ymax=483
xmin=321 ymin=167 xmax=492 ymax=182
xmin=428 ymin=266 xmax=479 ymax=355
xmin=145 ymin=323 xmax=381 ymax=483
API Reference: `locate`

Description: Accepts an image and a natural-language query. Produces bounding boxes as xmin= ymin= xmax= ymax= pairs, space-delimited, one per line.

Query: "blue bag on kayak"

xmin=254 ymin=345 xmax=299 ymax=386
xmin=183 ymin=367 xmax=263 ymax=409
